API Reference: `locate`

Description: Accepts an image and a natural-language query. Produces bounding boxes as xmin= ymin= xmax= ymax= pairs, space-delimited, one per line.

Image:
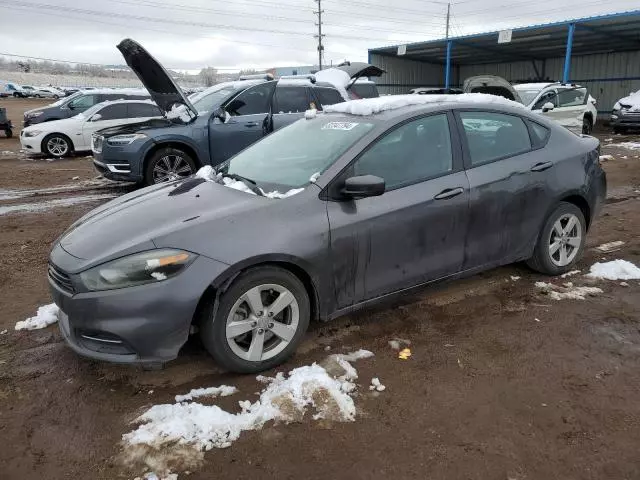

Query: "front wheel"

xmin=144 ymin=147 xmax=196 ymax=186
xmin=42 ymin=133 xmax=72 ymax=157
xmin=582 ymin=117 xmax=593 ymax=135
xmin=200 ymin=267 xmax=310 ymax=373
xmin=527 ymin=202 xmax=586 ymax=275
xmin=5 ymin=128 xmax=13 ymax=139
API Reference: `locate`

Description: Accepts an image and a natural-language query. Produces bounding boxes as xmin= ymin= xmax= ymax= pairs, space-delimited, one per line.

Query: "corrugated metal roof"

xmin=369 ymin=10 xmax=640 ymax=65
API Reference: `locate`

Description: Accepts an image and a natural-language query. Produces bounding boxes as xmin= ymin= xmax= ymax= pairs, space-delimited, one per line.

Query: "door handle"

xmin=244 ymin=121 xmax=259 ymax=127
xmin=434 ymin=187 xmax=464 ymax=200
xmin=530 ymin=161 xmax=553 ymax=172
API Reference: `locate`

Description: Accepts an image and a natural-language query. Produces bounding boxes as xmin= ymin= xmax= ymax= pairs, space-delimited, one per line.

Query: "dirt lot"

xmin=2 ymin=97 xmax=640 ymax=480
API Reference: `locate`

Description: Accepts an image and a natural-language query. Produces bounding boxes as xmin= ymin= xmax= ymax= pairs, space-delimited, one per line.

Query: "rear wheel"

xmin=144 ymin=147 xmax=196 ymax=186
xmin=42 ymin=133 xmax=72 ymax=157
xmin=582 ymin=116 xmax=593 ymax=135
xmin=200 ymin=267 xmax=310 ymax=373
xmin=5 ymin=128 xmax=13 ymax=139
xmin=527 ymin=202 xmax=586 ymax=275
xmin=13 ymin=92 xmax=20 ymax=98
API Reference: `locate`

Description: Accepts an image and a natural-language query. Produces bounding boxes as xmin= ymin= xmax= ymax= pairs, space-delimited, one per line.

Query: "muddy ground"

xmin=2 ymin=97 xmax=640 ymax=480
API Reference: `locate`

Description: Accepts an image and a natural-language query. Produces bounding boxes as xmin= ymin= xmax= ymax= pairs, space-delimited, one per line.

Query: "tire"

xmin=582 ymin=117 xmax=593 ymax=135
xmin=5 ymin=128 xmax=13 ymax=139
xmin=13 ymin=92 xmax=20 ymax=98
xmin=144 ymin=147 xmax=197 ymax=186
xmin=527 ymin=202 xmax=586 ymax=275
xmin=200 ymin=266 xmax=311 ymax=373
xmin=42 ymin=133 xmax=72 ymax=158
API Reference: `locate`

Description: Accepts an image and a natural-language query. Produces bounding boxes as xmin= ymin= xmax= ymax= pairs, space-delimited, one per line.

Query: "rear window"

xmin=314 ymin=87 xmax=343 ymax=109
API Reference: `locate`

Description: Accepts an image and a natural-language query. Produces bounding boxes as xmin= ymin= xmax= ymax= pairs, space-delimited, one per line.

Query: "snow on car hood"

xmin=323 ymin=93 xmax=526 ymax=116
xmin=196 ymin=166 xmax=305 ymax=199
xmin=617 ymin=91 xmax=640 ymax=110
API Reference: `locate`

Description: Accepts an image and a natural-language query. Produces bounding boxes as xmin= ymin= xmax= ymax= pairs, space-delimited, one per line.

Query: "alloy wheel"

xmin=46 ymin=137 xmax=69 ymax=156
xmin=152 ymin=154 xmax=194 ymax=183
xmin=225 ymin=284 xmax=300 ymax=362
xmin=548 ymin=213 xmax=582 ymax=267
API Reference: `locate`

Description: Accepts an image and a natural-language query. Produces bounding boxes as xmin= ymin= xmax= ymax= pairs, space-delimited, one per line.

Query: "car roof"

xmin=76 ymin=88 xmax=150 ymax=96
xmin=95 ymin=99 xmax=157 ymax=106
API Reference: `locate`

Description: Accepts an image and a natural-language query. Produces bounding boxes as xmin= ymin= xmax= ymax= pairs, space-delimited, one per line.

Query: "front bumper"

xmin=93 ymin=158 xmax=141 ymax=182
xmin=49 ymin=245 xmax=229 ymax=364
xmin=92 ymin=141 xmax=148 ymax=183
xmin=610 ymin=113 xmax=640 ymax=128
xmin=19 ymin=132 xmax=43 ymax=154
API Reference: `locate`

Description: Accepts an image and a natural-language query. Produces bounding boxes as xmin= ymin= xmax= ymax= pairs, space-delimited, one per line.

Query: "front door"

xmin=542 ymin=87 xmax=588 ymax=130
xmin=208 ymin=81 xmax=277 ymax=166
xmin=326 ymin=112 xmax=469 ymax=307
xmin=456 ymin=110 xmax=556 ymax=270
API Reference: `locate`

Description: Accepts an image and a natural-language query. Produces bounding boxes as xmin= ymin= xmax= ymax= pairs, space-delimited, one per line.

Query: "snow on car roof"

xmin=323 ymin=93 xmax=526 ymax=116
xmin=514 ymin=83 xmax=555 ymax=90
xmin=77 ymin=88 xmax=149 ymax=95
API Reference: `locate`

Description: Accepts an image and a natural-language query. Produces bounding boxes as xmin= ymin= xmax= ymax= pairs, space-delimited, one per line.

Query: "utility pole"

xmin=313 ymin=0 xmax=325 ymax=70
xmin=445 ymin=2 xmax=451 ymax=40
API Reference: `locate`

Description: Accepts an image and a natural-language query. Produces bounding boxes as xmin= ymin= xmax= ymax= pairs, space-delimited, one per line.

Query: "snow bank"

xmin=15 ymin=303 xmax=59 ymax=330
xmin=587 ymin=260 xmax=640 ymax=280
xmin=175 ymin=385 xmax=238 ymax=403
xmin=535 ymin=282 xmax=602 ymax=301
xmin=123 ymin=350 xmax=375 ymax=473
xmin=324 ymin=93 xmax=526 ymax=116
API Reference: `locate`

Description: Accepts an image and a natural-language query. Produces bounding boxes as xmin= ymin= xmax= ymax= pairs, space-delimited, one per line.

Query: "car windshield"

xmin=51 ymin=91 xmax=80 ymax=107
xmin=218 ymin=116 xmax=375 ymax=191
xmin=515 ymin=88 xmax=542 ymax=106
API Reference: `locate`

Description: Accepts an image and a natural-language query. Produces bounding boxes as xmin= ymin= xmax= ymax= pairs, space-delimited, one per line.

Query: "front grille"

xmin=91 ymin=134 xmax=103 ymax=153
xmin=48 ymin=264 xmax=74 ymax=293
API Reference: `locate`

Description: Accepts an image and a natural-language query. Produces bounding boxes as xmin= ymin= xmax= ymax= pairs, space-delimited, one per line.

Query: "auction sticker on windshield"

xmin=322 ymin=122 xmax=360 ymax=131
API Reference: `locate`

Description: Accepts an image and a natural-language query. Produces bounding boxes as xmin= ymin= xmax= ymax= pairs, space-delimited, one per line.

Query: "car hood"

xmin=24 ymin=104 xmax=58 ymax=116
xmin=96 ymin=117 xmax=175 ymax=138
xmin=463 ymin=75 xmax=523 ymax=104
xmin=57 ymin=178 xmax=266 ymax=265
xmin=618 ymin=91 xmax=640 ymax=109
xmin=26 ymin=116 xmax=80 ymax=132
xmin=117 ymin=38 xmax=197 ymax=119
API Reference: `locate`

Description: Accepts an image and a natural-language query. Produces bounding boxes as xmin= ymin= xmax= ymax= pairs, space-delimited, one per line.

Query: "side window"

xmin=460 ymin=111 xmax=532 ymax=166
xmin=353 ymin=114 xmax=453 ymax=190
xmin=127 ymin=103 xmax=161 ymax=118
xmin=69 ymin=94 xmax=97 ymax=110
xmin=96 ymin=104 xmax=128 ymax=120
xmin=314 ymin=87 xmax=344 ymax=109
xmin=557 ymin=88 xmax=587 ymax=107
xmin=226 ymin=84 xmax=272 ymax=116
xmin=274 ymin=86 xmax=310 ymax=113
xmin=532 ymin=90 xmax=557 ymax=110
xmin=527 ymin=120 xmax=550 ymax=149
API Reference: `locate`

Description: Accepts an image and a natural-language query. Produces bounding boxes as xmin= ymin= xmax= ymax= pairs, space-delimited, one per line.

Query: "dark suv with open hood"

xmin=92 ymin=39 xmax=383 ymax=186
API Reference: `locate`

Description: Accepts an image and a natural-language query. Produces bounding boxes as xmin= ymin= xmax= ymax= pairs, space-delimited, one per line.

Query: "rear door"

xmin=456 ymin=109 xmax=555 ymax=270
xmin=326 ymin=112 xmax=469 ymax=307
xmin=208 ymin=81 xmax=277 ymax=165
xmin=271 ymin=85 xmax=310 ymax=130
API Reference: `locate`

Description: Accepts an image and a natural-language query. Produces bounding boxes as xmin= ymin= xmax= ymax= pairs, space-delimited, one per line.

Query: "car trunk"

xmin=463 ymin=75 xmax=523 ymax=104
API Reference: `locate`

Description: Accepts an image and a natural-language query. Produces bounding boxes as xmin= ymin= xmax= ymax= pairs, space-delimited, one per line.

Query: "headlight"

xmin=106 ymin=133 xmax=147 ymax=146
xmin=79 ymin=249 xmax=195 ymax=291
xmin=23 ymin=130 xmax=43 ymax=137
xmin=27 ymin=111 xmax=44 ymax=118
xmin=613 ymin=102 xmax=621 ymax=111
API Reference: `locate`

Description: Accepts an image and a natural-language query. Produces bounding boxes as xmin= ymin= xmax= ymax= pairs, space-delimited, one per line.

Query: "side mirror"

xmin=213 ymin=107 xmax=230 ymax=124
xmin=341 ymin=175 xmax=385 ymax=199
xmin=90 ymin=113 xmax=102 ymax=122
xmin=542 ymin=102 xmax=555 ymax=113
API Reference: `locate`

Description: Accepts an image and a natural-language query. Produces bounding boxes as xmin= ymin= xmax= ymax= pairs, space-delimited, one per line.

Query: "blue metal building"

xmin=368 ymin=10 xmax=640 ymax=114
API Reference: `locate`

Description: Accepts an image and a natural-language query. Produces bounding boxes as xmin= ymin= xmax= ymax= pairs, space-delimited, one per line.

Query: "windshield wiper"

xmin=221 ymin=172 xmax=264 ymax=196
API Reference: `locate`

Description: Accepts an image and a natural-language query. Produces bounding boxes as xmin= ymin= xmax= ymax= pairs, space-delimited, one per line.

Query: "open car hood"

xmin=463 ymin=75 xmax=522 ymax=104
xmin=117 ymin=38 xmax=197 ymax=119
xmin=335 ymin=61 xmax=385 ymax=79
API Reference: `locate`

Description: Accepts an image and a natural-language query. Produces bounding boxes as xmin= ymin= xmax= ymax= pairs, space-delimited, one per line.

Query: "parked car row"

xmin=0 ymin=82 xmax=65 ymax=98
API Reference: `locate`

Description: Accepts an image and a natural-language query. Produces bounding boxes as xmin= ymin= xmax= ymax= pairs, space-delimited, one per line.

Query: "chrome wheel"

xmin=152 ymin=154 xmax=193 ymax=183
xmin=548 ymin=213 xmax=582 ymax=267
xmin=46 ymin=136 xmax=69 ymax=156
xmin=225 ymin=283 xmax=299 ymax=362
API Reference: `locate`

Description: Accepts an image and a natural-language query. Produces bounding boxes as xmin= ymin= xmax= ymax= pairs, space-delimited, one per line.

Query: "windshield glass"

xmin=191 ymin=84 xmax=239 ymax=114
xmin=514 ymin=88 xmax=542 ymax=106
xmin=219 ymin=116 xmax=375 ymax=190
xmin=51 ymin=91 xmax=79 ymax=107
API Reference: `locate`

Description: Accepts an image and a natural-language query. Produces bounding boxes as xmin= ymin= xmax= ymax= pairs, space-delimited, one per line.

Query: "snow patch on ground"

xmin=122 ymin=350 xmax=374 ymax=476
xmin=324 ymin=93 xmax=525 ymax=116
xmin=587 ymin=260 xmax=640 ymax=280
xmin=175 ymin=385 xmax=238 ymax=403
xmin=599 ymin=155 xmax=614 ymax=162
xmin=596 ymin=240 xmax=625 ymax=253
xmin=535 ymin=282 xmax=603 ymax=301
xmin=369 ymin=377 xmax=386 ymax=392
xmin=15 ymin=303 xmax=59 ymax=330
xmin=605 ymin=142 xmax=640 ymax=151
xmin=560 ymin=270 xmax=581 ymax=278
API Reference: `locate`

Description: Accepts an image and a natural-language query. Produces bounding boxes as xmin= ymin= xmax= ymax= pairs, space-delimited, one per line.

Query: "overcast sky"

xmin=0 ymin=0 xmax=635 ymax=71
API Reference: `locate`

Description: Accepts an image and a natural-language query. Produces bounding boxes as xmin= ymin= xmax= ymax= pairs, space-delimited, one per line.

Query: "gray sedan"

xmin=48 ymin=96 xmax=606 ymax=373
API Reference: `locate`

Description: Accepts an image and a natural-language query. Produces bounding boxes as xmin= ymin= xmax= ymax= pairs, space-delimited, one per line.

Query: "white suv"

xmin=514 ymin=82 xmax=597 ymax=134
